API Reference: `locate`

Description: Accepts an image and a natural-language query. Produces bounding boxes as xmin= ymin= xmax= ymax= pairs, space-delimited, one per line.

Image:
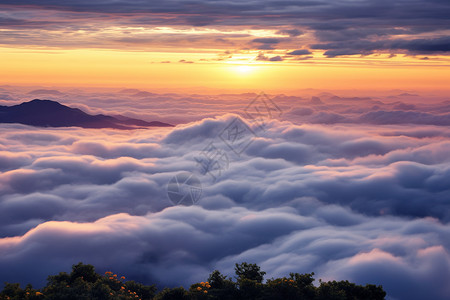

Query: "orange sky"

xmin=1 ymin=46 xmax=448 ymax=93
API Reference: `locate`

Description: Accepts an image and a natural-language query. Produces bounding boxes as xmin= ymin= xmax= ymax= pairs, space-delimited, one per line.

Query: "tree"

xmin=42 ymin=263 xmax=156 ymax=300
xmin=124 ymin=280 xmax=157 ymax=300
xmin=205 ymin=270 xmax=237 ymax=300
xmin=317 ymin=279 xmax=386 ymax=300
xmin=234 ymin=262 xmax=266 ymax=283
xmin=290 ymin=272 xmax=316 ymax=299
xmin=154 ymin=287 xmax=189 ymax=300
xmin=70 ymin=263 xmax=100 ymax=284
xmin=234 ymin=263 xmax=266 ymax=300
xmin=0 ymin=283 xmax=24 ymax=300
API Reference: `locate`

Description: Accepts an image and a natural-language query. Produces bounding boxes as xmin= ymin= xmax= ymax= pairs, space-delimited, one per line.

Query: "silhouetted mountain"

xmin=0 ymin=99 xmax=173 ymax=129
xmin=27 ymin=89 xmax=64 ymax=96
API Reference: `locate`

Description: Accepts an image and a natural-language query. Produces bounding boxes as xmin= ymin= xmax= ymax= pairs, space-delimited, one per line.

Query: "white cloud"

xmin=0 ymin=89 xmax=449 ymax=299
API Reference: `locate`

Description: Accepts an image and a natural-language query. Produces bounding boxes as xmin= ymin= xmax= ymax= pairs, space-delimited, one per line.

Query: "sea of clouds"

xmin=0 ymin=87 xmax=449 ymax=300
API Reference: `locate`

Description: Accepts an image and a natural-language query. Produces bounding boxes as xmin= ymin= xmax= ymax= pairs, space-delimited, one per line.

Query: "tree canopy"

xmin=0 ymin=262 xmax=386 ymax=300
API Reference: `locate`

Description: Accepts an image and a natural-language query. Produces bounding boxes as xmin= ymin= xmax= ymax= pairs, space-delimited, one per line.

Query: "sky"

xmin=0 ymin=0 xmax=449 ymax=92
xmin=0 ymin=2 xmax=450 ymax=300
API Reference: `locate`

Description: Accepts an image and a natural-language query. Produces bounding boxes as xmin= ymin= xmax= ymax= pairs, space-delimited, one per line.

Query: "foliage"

xmin=0 ymin=262 xmax=386 ymax=300
xmin=234 ymin=262 xmax=266 ymax=284
xmin=153 ymin=287 xmax=189 ymax=300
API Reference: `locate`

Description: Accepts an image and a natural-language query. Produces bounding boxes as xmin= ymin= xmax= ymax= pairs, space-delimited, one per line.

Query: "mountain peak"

xmin=0 ymin=99 xmax=172 ymax=129
xmin=20 ymin=99 xmax=67 ymax=108
xmin=29 ymin=99 xmax=60 ymax=104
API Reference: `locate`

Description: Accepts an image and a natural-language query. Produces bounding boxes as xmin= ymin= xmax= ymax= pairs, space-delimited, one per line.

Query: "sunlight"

xmin=233 ymin=65 xmax=254 ymax=75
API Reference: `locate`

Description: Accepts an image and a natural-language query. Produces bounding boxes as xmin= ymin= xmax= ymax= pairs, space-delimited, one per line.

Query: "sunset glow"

xmin=1 ymin=46 xmax=448 ymax=92
xmin=0 ymin=2 xmax=448 ymax=93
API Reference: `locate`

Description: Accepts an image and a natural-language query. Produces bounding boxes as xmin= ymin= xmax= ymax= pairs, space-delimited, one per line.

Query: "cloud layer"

xmin=1 ymin=89 xmax=450 ymax=300
xmin=0 ymin=0 xmax=449 ymax=59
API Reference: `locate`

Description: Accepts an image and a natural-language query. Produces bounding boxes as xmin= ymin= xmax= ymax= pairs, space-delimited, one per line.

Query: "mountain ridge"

xmin=0 ymin=99 xmax=172 ymax=129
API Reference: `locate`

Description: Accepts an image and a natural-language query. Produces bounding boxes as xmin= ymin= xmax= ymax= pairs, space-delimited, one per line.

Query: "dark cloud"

xmin=287 ymin=49 xmax=312 ymax=55
xmin=252 ymin=38 xmax=282 ymax=50
xmin=252 ymin=38 xmax=280 ymax=44
xmin=276 ymin=29 xmax=303 ymax=37
xmin=0 ymin=1 xmax=448 ymax=55
xmin=269 ymin=55 xmax=283 ymax=61
xmin=390 ymin=36 xmax=450 ymax=53
xmin=0 ymin=16 xmax=62 ymax=29
xmin=313 ymin=36 xmax=450 ymax=57
xmin=185 ymin=15 xmax=218 ymax=26
xmin=255 ymin=52 xmax=283 ymax=61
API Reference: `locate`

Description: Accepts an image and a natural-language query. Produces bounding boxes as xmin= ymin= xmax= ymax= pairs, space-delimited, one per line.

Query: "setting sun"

xmin=234 ymin=65 xmax=254 ymax=75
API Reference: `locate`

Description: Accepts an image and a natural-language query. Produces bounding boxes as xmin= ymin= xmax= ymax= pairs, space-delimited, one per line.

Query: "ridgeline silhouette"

xmin=0 ymin=99 xmax=172 ymax=129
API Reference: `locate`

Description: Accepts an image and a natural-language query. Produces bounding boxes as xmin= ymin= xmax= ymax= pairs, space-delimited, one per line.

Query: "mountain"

xmin=27 ymin=89 xmax=64 ymax=96
xmin=0 ymin=99 xmax=173 ymax=129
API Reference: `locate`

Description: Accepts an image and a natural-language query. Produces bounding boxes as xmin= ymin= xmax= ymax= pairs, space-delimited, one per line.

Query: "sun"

xmin=234 ymin=65 xmax=253 ymax=75
xmin=223 ymin=63 xmax=261 ymax=81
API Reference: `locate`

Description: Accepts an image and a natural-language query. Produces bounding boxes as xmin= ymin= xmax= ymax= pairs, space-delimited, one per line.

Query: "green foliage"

xmin=70 ymin=263 xmax=100 ymax=284
xmin=0 ymin=283 xmax=43 ymax=300
xmin=234 ymin=262 xmax=266 ymax=283
xmin=1 ymin=262 xmax=156 ymax=300
xmin=317 ymin=280 xmax=387 ymax=300
xmin=205 ymin=270 xmax=237 ymax=300
xmin=153 ymin=287 xmax=189 ymax=300
xmin=0 ymin=262 xmax=386 ymax=300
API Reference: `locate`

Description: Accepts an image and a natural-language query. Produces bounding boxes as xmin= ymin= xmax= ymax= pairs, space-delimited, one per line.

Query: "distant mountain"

xmin=27 ymin=89 xmax=64 ymax=96
xmin=0 ymin=99 xmax=173 ymax=129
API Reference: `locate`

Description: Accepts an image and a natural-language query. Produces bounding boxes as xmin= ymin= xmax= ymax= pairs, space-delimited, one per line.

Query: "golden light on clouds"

xmin=0 ymin=45 xmax=448 ymax=93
